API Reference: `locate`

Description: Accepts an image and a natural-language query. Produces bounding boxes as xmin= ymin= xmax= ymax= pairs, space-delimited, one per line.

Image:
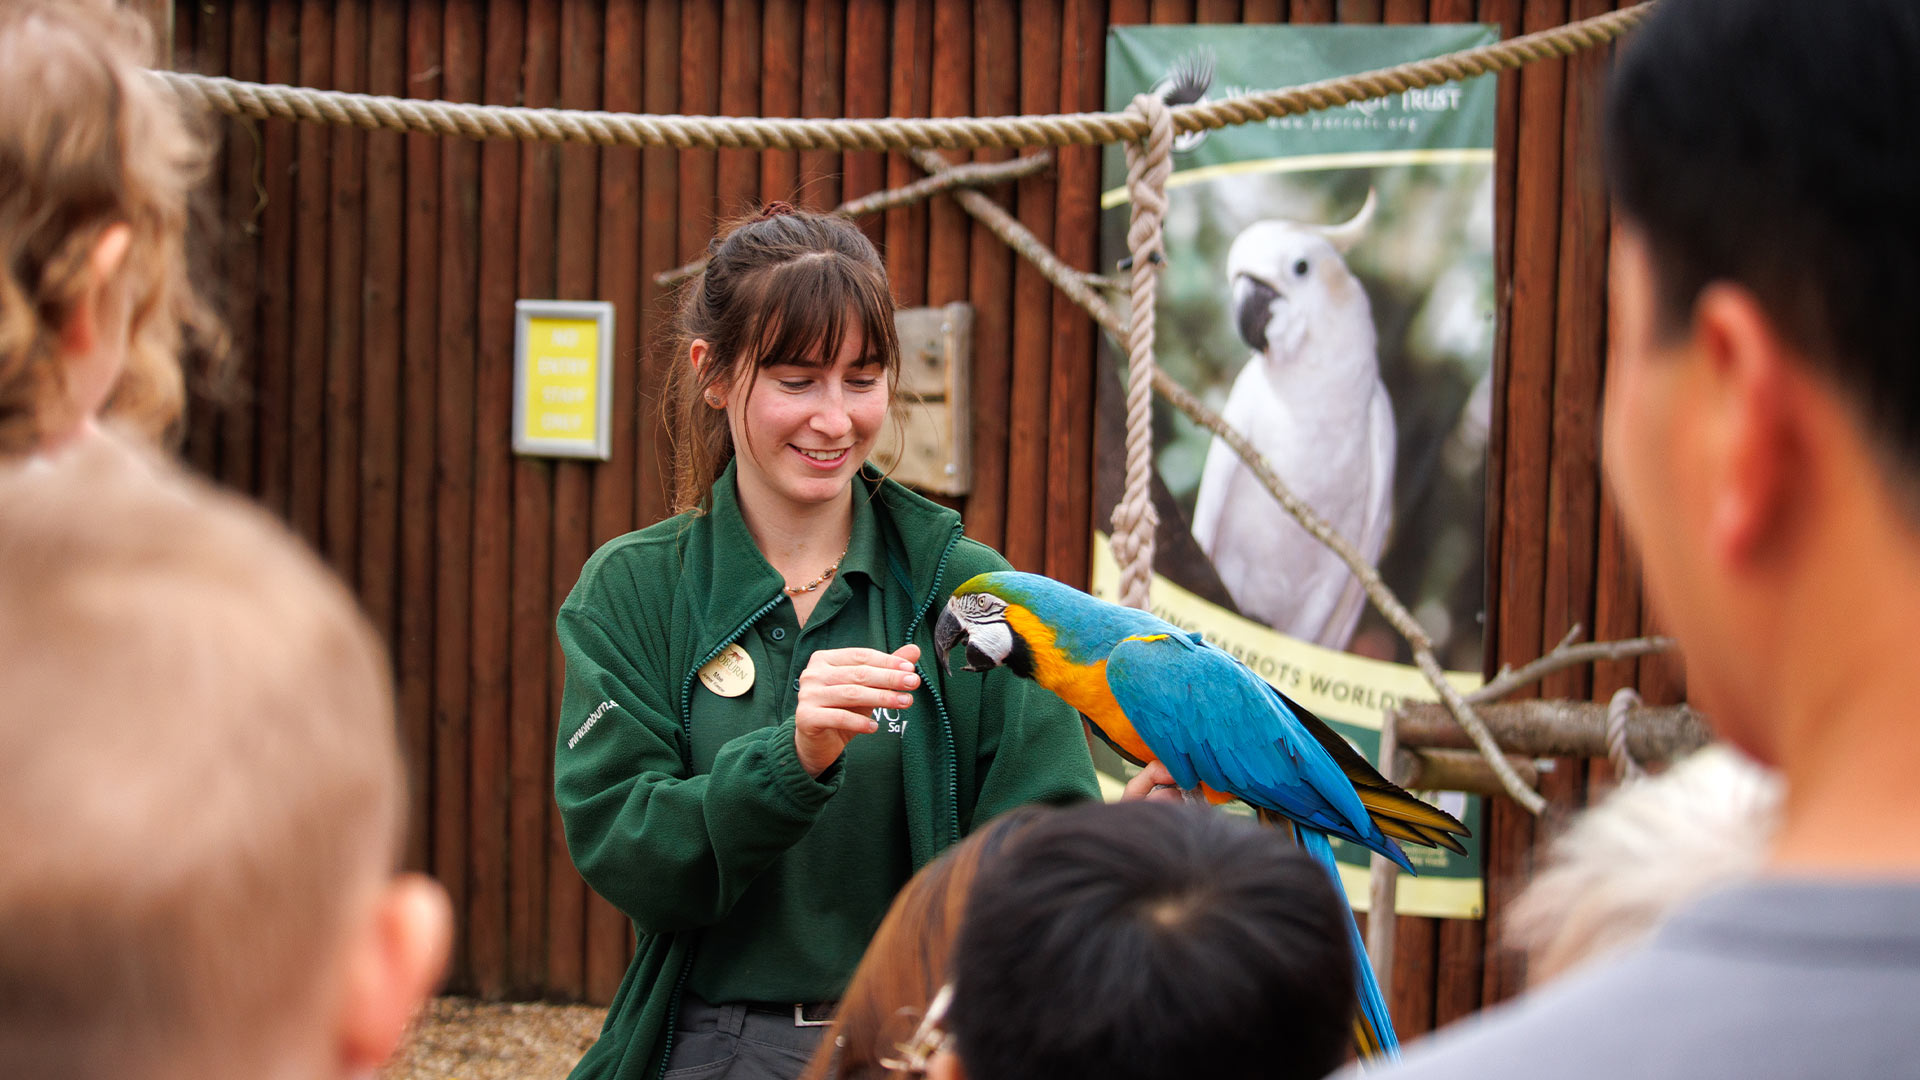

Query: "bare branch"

xmin=653 ymin=152 xmax=1054 ymax=288
xmin=1469 ymin=634 xmax=1676 ymax=704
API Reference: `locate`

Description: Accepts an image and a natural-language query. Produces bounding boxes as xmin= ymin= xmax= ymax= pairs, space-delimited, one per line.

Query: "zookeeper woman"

xmin=553 ymin=204 xmax=1100 ymax=1080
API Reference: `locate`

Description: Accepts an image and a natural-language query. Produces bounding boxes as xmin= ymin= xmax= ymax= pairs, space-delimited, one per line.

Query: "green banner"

xmin=1095 ymin=24 xmax=1499 ymax=920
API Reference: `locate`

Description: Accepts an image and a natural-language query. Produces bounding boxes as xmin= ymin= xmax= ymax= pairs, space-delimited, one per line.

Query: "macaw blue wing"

xmin=1105 ymin=632 xmax=1411 ymax=871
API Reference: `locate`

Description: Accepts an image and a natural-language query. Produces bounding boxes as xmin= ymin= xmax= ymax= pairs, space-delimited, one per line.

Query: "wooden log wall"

xmin=167 ymin=0 xmax=1684 ymax=1030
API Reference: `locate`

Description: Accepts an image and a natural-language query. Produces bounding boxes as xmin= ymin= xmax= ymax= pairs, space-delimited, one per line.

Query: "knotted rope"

xmin=1112 ymin=93 xmax=1172 ymax=612
xmin=150 ymin=4 xmax=1650 ymax=152
xmin=1606 ymin=687 xmax=1647 ymax=781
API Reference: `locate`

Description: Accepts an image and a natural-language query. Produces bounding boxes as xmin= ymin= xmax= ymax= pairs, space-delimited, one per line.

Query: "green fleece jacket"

xmin=554 ymin=464 xmax=1099 ymax=1080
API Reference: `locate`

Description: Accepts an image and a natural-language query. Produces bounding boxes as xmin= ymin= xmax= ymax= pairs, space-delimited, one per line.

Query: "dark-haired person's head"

xmin=1607 ymin=0 xmax=1920 ymax=456
xmin=1600 ymin=0 xmax=1920 ymax=767
xmin=935 ymin=802 xmax=1353 ymax=1080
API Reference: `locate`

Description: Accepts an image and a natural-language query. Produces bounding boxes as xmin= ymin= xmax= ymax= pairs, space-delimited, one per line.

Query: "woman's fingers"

xmin=804 ymin=663 xmax=920 ymax=692
xmin=791 ymin=644 xmax=923 ymax=777
xmin=797 ymin=707 xmax=882 ymax=735
xmin=806 ymin=646 xmax=916 ymax=671
xmin=1120 ymin=759 xmax=1184 ymax=803
xmin=804 ymin=681 xmax=915 ymax=712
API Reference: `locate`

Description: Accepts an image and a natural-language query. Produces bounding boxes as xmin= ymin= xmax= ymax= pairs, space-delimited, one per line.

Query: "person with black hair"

xmin=922 ymin=802 xmax=1355 ymax=1080
xmin=1359 ymin=1 xmax=1920 ymax=1077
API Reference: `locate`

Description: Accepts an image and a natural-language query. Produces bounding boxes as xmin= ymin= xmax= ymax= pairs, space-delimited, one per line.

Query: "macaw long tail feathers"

xmin=1289 ymin=697 xmax=1471 ymax=857
xmin=1283 ymin=818 xmax=1401 ymax=1061
xmin=1373 ymin=812 xmax=1469 ymax=857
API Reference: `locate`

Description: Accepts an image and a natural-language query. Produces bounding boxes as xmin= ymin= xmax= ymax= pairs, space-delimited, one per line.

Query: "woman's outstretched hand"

xmin=794 ymin=643 xmax=922 ymax=777
xmin=1121 ymin=759 xmax=1186 ymax=803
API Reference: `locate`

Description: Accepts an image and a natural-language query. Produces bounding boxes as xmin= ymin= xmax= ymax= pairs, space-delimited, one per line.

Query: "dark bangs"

xmin=743 ymin=250 xmax=899 ymax=376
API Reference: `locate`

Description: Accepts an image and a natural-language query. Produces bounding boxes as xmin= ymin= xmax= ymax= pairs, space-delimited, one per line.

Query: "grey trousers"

xmin=662 ymin=995 xmax=831 ymax=1080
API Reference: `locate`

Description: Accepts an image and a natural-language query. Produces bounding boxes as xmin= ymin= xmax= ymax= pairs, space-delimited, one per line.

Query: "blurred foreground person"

xmin=920 ymin=803 xmax=1355 ymax=1080
xmin=799 ymin=808 xmax=1046 ymax=1080
xmin=0 ymin=438 xmax=451 ymax=1080
xmin=1506 ymin=746 xmax=1782 ymax=983
xmin=1363 ymin=0 xmax=1920 ymax=1077
xmin=0 ymin=0 xmax=220 ymax=458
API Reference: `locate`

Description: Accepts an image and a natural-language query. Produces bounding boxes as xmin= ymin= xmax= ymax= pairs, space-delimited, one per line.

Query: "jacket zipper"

xmin=904 ymin=524 xmax=965 ymax=848
xmin=657 ymin=591 xmax=788 ymax=1079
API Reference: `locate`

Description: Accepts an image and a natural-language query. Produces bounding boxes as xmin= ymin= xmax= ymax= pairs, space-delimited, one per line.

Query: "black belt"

xmin=744 ymin=1001 xmax=838 ymax=1027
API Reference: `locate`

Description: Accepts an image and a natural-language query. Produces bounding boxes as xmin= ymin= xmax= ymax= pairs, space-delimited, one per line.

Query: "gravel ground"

xmin=380 ymin=997 xmax=607 ymax=1080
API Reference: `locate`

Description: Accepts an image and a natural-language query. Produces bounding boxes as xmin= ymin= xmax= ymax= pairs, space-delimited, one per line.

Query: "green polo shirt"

xmin=685 ymin=488 xmax=913 ymax=1004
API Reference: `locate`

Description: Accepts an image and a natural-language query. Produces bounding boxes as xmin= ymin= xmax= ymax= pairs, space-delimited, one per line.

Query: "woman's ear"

xmin=690 ymin=339 xmax=725 ymax=409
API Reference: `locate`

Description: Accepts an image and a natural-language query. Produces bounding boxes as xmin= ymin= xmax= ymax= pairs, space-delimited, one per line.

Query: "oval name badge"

xmin=697 ymin=642 xmax=755 ymax=698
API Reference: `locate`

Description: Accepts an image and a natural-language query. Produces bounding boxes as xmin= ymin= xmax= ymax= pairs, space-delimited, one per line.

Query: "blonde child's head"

xmin=0 ymin=437 xmax=449 ymax=1080
xmin=0 ymin=0 xmax=221 ymax=457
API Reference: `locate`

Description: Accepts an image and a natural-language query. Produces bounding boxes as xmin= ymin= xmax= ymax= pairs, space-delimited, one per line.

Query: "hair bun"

xmin=752 ymin=200 xmax=799 ymax=222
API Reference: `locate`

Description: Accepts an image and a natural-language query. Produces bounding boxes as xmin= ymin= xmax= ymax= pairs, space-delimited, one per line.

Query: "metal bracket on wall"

xmin=874 ymin=303 xmax=973 ymax=496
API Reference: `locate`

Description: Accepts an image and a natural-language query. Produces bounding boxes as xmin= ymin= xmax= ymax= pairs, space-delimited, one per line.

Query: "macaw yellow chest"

xmin=1001 ymin=606 xmax=1156 ymax=765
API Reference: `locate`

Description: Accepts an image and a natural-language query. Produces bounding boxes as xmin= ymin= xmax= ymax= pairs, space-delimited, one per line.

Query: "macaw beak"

xmin=934 ymin=604 xmax=968 ymax=675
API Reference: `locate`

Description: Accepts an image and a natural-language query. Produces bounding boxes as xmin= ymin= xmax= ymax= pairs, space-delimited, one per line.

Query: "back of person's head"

xmin=939 ymin=802 xmax=1354 ymax=1080
xmin=802 ymin=806 xmax=1048 ymax=1080
xmin=0 ymin=437 xmax=449 ymax=1080
xmin=1606 ymin=0 xmax=1920 ymax=498
xmin=666 ymin=202 xmax=901 ymax=513
xmin=1506 ymin=746 xmax=1782 ymax=983
xmin=0 ymin=0 xmax=220 ymax=457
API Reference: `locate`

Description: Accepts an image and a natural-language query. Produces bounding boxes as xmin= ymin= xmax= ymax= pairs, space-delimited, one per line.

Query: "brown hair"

xmin=0 ymin=0 xmax=222 ymax=457
xmin=666 ymin=204 xmax=901 ymax=514
xmin=0 ymin=436 xmax=405 ymax=1080
xmin=799 ymin=807 xmax=1050 ymax=1080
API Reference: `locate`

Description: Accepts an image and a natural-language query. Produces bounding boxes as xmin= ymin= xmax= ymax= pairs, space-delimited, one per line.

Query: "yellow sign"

xmin=514 ymin=300 xmax=613 ymax=459
xmin=527 ymin=318 xmax=597 ymax=440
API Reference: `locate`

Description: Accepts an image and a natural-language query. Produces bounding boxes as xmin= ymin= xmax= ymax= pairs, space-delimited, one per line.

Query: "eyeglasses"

xmin=877 ymin=982 xmax=954 ymax=1076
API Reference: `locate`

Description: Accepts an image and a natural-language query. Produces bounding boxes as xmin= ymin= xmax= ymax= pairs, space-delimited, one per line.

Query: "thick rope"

xmin=1606 ymin=687 xmax=1647 ymax=781
xmin=1112 ymin=94 xmax=1172 ymax=612
xmin=151 ymin=4 xmax=1649 ymax=153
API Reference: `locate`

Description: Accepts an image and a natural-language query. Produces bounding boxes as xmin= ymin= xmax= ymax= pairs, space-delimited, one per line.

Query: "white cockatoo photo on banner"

xmin=1190 ymin=189 xmax=1394 ymax=649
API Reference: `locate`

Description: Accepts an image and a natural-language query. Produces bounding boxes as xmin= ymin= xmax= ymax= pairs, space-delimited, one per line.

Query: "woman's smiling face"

xmin=726 ymin=322 xmax=888 ymax=514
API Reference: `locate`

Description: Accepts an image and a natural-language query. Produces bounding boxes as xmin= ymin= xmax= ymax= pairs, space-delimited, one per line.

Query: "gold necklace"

xmin=783 ymin=546 xmax=849 ymax=596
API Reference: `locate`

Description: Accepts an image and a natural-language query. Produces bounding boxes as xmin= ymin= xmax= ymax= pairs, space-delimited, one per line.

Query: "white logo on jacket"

xmin=568 ymin=700 xmax=618 ymax=749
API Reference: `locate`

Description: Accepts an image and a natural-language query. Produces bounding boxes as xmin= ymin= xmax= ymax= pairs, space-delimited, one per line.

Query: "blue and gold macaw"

xmin=934 ymin=570 xmax=1470 ymax=1061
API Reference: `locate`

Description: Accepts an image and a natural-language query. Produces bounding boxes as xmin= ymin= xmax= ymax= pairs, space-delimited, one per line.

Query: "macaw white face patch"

xmin=967 ymin=619 xmax=1014 ymax=666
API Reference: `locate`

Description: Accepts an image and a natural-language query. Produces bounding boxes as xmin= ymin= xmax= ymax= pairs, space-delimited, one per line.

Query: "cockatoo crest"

xmin=1226 ymin=189 xmax=1378 ymax=380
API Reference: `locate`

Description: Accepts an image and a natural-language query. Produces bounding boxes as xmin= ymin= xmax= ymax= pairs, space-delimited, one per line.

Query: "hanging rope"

xmin=1606 ymin=687 xmax=1647 ymax=781
xmin=150 ymin=4 xmax=1651 ymax=153
xmin=1112 ymin=93 xmax=1172 ymax=612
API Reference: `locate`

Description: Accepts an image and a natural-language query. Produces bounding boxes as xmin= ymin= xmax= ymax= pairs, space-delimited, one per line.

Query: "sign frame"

xmin=513 ymin=298 xmax=615 ymax=460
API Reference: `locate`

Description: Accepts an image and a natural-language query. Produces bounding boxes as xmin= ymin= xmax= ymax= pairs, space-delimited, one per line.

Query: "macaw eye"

xmin=953 ymin=593 xmax=1003 ymax=619
xmin=1292 ymin=258 xmax=1310 ymax=277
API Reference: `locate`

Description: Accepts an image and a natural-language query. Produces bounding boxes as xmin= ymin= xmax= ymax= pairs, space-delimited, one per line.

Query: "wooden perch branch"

xmin=1395 ymin=700 xmax=1712 ymax=762
xmin=1395 ymin=748 xmax=1541 ymax=797
xmin=653 ymin=152 xmax=1053 ymax=287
